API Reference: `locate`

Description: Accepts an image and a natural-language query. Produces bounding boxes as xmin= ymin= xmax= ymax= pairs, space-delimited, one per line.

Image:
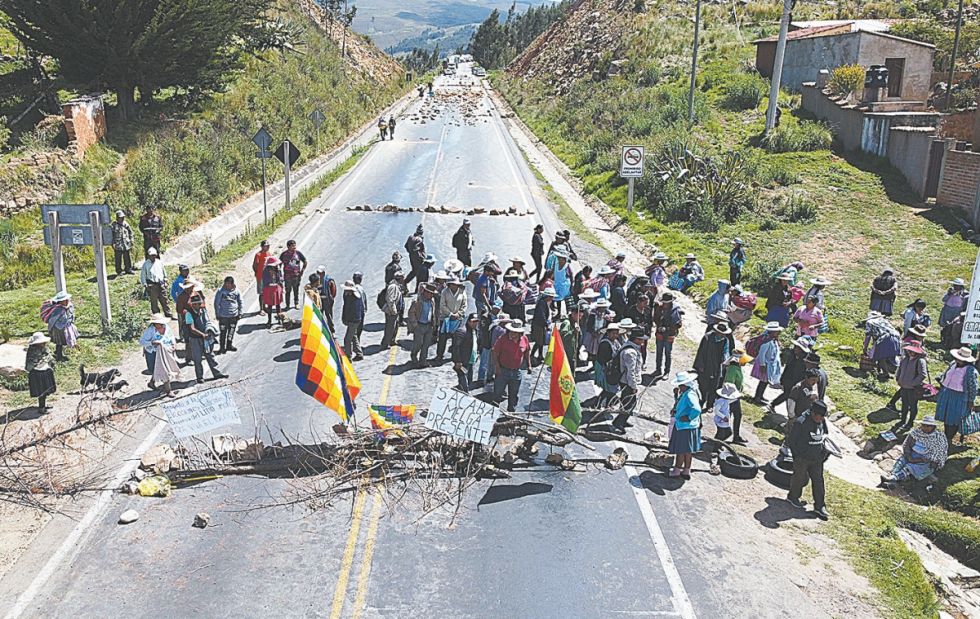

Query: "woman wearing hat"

xmin=869 ymin=268 xmax=898 ymax=316
xmin=499 ymin=269 xmax=527 ymax=322
xmin=693 ymin=323 xmax=731 ymax=409
xmin=583 ymin=297 xmax=613 ymax=360
xmin=609 ymin=274 xmax=628 ymax=319
xmin=144 ymin=315 xmax=180 ymax=396
xmin=645 ymin=253 xmax=668 ymax=291
xmin=880 ymin=416 xmax=948 ymax=486
xmin=729 ymin=239 xmax=746 ymax=286
xmin=668 ymin=371 xmax=703 ymax=478
xmin=25 ymin=332 xmax=56 ymax=412
xmin=803 ymin=278 xmax=829 ymax=311
xmin=675 ymin=254 xmax=704 ymax=292
xmin=940 ymin=278 xmax=969 ymax=328
xmin=863 ymin=311 xmax=902 ymax=378
xmin=722 ymin=351 xmax=749 ymax=444
xmin=552 ymin=252 xmax=574 ymax=314
xmin=792 ymin=295 xmax=824 ymax=339
xmin=936 ymin=347 xmax=980 ymax=443
xmin=751 ymin=323 xmax=783 ymax=404
xmin=893 ymin=343 xmax=928 ymax=430
xmin=45 ymin=291 xmax=78 ymax=362
xmin=773 ymin=261 xmax=804 ymax=286
xmin=713 ymin=383 xmax=742 ymax=442
xmin=262 ymin=256 xmax=285 ymax=326
xmin=436 ymin=277 xmax=468 ymax=361
xmin=765 ymin=273 xmax=794 ymax=328
xmin=653 ymin=293 xmax=683 ymax=376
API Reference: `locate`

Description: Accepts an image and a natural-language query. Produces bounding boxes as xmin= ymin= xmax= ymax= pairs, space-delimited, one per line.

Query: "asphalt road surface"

xmin=6 ymin=66 xmax=724 ymax=619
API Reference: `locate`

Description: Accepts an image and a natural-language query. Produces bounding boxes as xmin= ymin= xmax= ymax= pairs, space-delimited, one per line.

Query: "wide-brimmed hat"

xmin=552 ymin=248 xmax=570 ymax=259
xmin=717 ymin=383 xmax=742 ymax=400
xmin=804 ymin=352 xmax=821 ymax=365
xmin=265 ymin=256 xmax=280 ymax=266
xmin=685 ymin=253 xmax=696 ymax=260
xmin=580 ymin=289 xmax=599 ymax=300
xmin=776 ymin=272 xmax=794 ymax=282
xmin=618 ymin=318 xmax=637 ymax=330
xmin=792 ymin=337 xmax=811 ymax=352
xmin=810 ymin=277 xmax=830 ymax=286
xmin=421 ymin=283 xmax=437 ymax=294
xmin=950 ymin=278 xmax=966 ymax=287
xmin=660 ymin=293 xmax=675 ymax=302
xmin=147 ymin=247 xmax=158 ymax=256
xmin=707 ymin=310 xmax=728 ymax=323
xmin=503 ymin=268 xmax=524 ymax=280
xmin=713 ymin=322 xmax=732 ymax=335
xmin=26 ymin=332 xmax=50 ymax=346
xmin=510 ymin=257 xmax=526 ymax=264
xmin=115 ymin=209 xmax=125 ymax=217
xmin=51 ymin=290 xmax=72 ymax=302
xmin=671 ymin=370 xmax=698 ymax=386
xmin=541 ymin=287 xmax=557 ymax=297
xmin=732 ymin=238 xmax=744 ymax=245
xmin=615 ymin=251 xmax=626 ymax=259
xmin=605 ymin=322 xmax=622 ymax=331
xmin=903 ymin=343 xmax=926 ymax=356
xmin=505 ymin=320 xmax=526 ymax=333
xmin=920 ymin=416 xmax=939 ymax=427
xmin=597 ymin=265 xmax=615 ymax=276
xmin=764 ymin=322 xmax=783 ymax=332
xmin=731 ymin=285 xmax=745 ymax=295
xmin=909 ymin=324 xmax=927 ymax=337
xmin=952 ymin=346 xmax=977 ymax=363
xmin=652 ymin=252 xmax=667 ymax=261
xmin=434 ymin=270 xmax=450 ymax=281
xmin=629 ymin=328 xmax=649 ymax=341
xmin=444 ymin=259 xmax=464 ymax=273
xmin=481 ymin=252 xmax=498 ymax=264
xmin=447 ymin=277 xmax=463 ymax=286
xmin=342 ymin=280 xmax=357 ymax=291
xmin=148 ymin=314 xmax=169 ymax=325
xmin=594 ymin=298 xmax=612 ymax=308
xmin=316 ymin=265 xmax=326 ymax=273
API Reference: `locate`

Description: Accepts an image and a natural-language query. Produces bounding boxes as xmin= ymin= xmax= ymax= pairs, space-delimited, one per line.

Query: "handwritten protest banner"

xmin=425 ymin=387 xmax=500 ymax=445
xmin=161 ymin=386 xmax=242 ymax=439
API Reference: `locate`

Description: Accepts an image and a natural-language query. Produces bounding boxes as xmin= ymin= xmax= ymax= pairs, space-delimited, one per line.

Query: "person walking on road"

xmin=407 ymin=283 xmax=438 ymax=367
xmin=139 ymin=248 xmax=172 ymax=317
xmin=378 ymin=117 xmax=388 ymax=141
xmin=404 ymin=225 xmax=426 ymax=291
xmin=452 ymin=219 xmax=474 ymax=266
xmin=492 ymin=320 xmax=531 ymax=412
xmin=729 ymin=238 xmax=746 ymax=285
xmin=110 ymin=210 xmax=134 ymax=275
xmin=388 ymin=116 xmax=397 ymax=139
xmin=529 ymin=224 xmax=545 ymax=283
xmin=342 ymin=279 xmax=366 ymax=361
xmin=45 ymin=291 xmax=78 ymax=362
xmin=139 ymin=206 xmax=163 ymax=256
xmin=184 ymin=298 xmax=227 ymax=384
xmin=142 ymin=315 xmax=179 ymax=396
xmin=382 ymin=272 xmax=404 ymax=348
xmin=786 ymin=400 xmax=831 ymax=520
xmin=653 ymin=293 xmax=682 ymax=377
xmin=252 ymin=241 xmax=272 ymax=310
xmin=280 ymin=240 xmax=307 ymax=310
xmin=668 ymin=371 xmax=702 ymax=479
xmin=614 ymin=328 xmax=647 ymax=434
xmin=316 ymin=266 xmax=338 ymax=332
xmin=262 ymin=257 xmax=285 ymax=326
xmin=452 ymin=313 xmax=480 ymax=392
xmin=436 ymin=277 xmax=467 ymax=361
xmin=25 ymin=332 xmax=56 ymax=413
xmin=214 ymin=276 xmax=242 ymax=354
xmin=385 ymin=252 xmax=402 ymax=285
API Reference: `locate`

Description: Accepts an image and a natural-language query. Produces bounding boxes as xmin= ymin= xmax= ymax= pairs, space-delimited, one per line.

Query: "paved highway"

xmin=7 ymin=66 xmax=730 ymax=619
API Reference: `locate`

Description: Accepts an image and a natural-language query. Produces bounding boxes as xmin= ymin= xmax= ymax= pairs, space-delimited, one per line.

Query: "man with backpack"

xmin=653 ymin=293 xmax=682 ymax=377
xmin=315 ymin=266 xmax=338 ymax=333
xmin=612 ymin=328 xmax=648 ymax=434
xmin=594 ymin=323 xmax=623 ymax=409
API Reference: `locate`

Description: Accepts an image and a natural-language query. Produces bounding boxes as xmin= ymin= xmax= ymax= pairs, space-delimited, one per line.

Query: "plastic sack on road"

xmin=137 ymin=475 xmax=172 ymax=497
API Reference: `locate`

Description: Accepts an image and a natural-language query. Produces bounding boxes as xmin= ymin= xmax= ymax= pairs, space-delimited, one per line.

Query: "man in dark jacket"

xmin=786 ymin=400 xmax=830 ymax=520
xmin=529 ymin=224 xmax=545 ymax=283
xmin=341 ymin=280 xmax=365 ymax=361
xmin=771 ymin=338 xmax=810 ymax=412
xmin=139 ymin=206 xmax=163 ymax=256
xmin=452 ymin=220 xmax=474 ymax=266
xmin=452 ymin=313 xmax=480 ymax=391
xmin=653 ymin=293 xmax=682 ymax=376
xmin=403 ymin=225 xmax=425 ymax=291
xmin=693 ymin=322 xmax=731 ymax=409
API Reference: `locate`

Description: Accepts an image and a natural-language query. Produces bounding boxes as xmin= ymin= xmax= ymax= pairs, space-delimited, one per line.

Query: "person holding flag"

xmin=296 ymin=295 xmax=361 ymax=423
xmin=547 ymin=323 xmax=582 ymax=433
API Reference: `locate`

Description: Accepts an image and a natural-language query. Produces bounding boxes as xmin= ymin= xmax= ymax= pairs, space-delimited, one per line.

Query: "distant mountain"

xmin=350 ymin=0 xmax=555 ymax=51
xmin=384 ymin=24 xmax=476 ymax=56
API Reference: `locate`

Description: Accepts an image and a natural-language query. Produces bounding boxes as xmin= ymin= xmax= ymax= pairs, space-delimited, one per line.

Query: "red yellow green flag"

xmin=295 ymin=296 xmax=359 ymax=421
xmin=548 ymin=324 xmax=581 ymax=433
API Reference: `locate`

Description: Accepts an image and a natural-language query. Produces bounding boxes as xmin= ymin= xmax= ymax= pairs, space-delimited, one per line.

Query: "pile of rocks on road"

xmin=407 ymin=90 xmax=492 ymax=128
xmin=346 ymin=203 xmax=531 ymax=217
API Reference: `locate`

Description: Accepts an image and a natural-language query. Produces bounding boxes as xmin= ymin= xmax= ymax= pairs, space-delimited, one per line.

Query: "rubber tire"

xmin=765 ymin=456 xmax=794 ymax=489
xmin=718 ymin=451 xmax=759 ymax=480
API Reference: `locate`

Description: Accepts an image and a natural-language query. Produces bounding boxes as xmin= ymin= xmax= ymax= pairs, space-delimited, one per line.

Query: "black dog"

xmin=80 ymin=365 xmax=122 ymax=391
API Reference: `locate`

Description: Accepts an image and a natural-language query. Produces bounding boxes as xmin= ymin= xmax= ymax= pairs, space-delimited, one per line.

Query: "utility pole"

xmin=945 ymin=0 xmax=964 ymax=110
xmin=687 ymin=0 xmax=703 ymax=124
xmin=764 ymin=0 xmax=795 ymax=135
xmin=342 ymin=0 xmax=349 ymax=60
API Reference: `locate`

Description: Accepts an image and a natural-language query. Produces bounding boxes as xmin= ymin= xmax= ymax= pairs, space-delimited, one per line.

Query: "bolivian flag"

xmin=296 ymin=296 xmax=360 ymax=421
xmin=547 ymin=324 xmax=581 ymax=433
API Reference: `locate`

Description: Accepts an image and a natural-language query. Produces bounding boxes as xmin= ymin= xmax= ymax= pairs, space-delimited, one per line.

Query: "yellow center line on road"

xmin=329 ymin=340 xmax=399 ymax=618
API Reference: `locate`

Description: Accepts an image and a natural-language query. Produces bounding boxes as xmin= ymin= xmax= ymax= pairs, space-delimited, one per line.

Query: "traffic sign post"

xmin=274 ymin=140 xmax=301 ymax=213
xmin=47 ymin=210 xmax=66 ymax=294
xmin=42 ymin=204 xmax=113 ymax=326
xmin=619 ymin=146 xmax=645 ymax=213
xmin=253 ymin=128 xmax=273 ymax=224
xmin=310 ymin=109 xmax=325 ymax=153
xmin=90 ymin=210 xmax=112 ymax=327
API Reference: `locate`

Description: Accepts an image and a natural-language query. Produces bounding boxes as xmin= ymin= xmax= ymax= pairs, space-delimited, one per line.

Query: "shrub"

xmin=722 ymin=73 xmax=767 ymax=110
xmin=741 ymin=254 xmax=781 ymax=294
xmin=773 ymin=191 xmax=817 ymax=223
xmin=762 ymin=120 xmax=832 ymax=153
xmin=828 ymin=64 xmax=865 ymax=97
xmin=0 ymin=116 xmax=10 ymax=152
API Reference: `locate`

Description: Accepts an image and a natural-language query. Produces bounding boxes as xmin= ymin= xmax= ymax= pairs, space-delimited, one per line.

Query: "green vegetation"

xmin=828 ymin=64 xmax=867 ymax=98
xmin=517 ymin=144 xmax=602 ymax=248
xmin=494 ymin=0 xmax=980 ymax=521
xmin=469 ymin=1 xmax=572 ymax=69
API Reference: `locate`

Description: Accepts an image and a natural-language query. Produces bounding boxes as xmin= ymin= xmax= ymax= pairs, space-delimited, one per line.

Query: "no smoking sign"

xmin=620 ymin=145 xmax=644 ymax=178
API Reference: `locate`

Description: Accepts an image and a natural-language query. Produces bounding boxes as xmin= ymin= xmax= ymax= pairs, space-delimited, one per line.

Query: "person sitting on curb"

xmin=880 ymin=416 xmax=948 ymax=488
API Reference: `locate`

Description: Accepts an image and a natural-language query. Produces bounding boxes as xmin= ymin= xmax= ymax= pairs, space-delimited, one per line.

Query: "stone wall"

xmin=62 ymin=95 xmax=106 ymax=157
xmin=886 ymin=127 xmax=937 ymax=198
xmin=937 ymin=149 xmax=980 ymax=216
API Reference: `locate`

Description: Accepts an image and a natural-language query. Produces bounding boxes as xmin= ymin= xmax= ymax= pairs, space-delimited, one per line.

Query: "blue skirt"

xmin=870 ymin=298 xmax=894 ymax=316
xmin=765 ymin=306 xmax=790 ymax=328
xmin=668 ymin=427 xmax=701 ymax=454
xmin=936 ymin=387 xmax=970 ymax=426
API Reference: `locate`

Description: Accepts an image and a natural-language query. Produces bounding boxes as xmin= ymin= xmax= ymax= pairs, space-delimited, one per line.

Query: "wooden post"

xmin=90 ymin=210 xmax=112 ymax=327
xmin=48 ymin=210 xmax=66 ymax=295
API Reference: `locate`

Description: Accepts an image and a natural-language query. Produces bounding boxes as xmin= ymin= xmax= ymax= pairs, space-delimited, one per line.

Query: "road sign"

xmin=41 ymin=203 xmax=110 ymax=226
xmin=961 ymin=250 xmax=980 ymax=344
xmin=255 ymin=150 xmax=273 ymax=159
xmin=252 ymin=127 xmax=273 ymax=151
xmin=309 ymin=109 xmax=326 ymax=129
xmin=43 ymin=224 xmax=112 ymax=247
xmin=620 ymin=146 xmax=645 ymax=178
xmin=275 ymin=140 xmax=301 ymax=167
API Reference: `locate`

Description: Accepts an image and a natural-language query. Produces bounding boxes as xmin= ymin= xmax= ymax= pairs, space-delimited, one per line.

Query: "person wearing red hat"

xmin=262 ymin=256 xmax=284 ymax=326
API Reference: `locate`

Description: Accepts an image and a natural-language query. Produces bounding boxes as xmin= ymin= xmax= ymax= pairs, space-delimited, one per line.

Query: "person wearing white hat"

xmin=676 ymin=254 xmax=704 ymax=292
xmin=529 ymin=224 xmax=545 ymax=283
xmin=770 ymin=336 xmax=811 ymax=412
xmin=444 ymin=258 xmax=464 ymax=277
xmin=139 ymin=247 xmax=172 ymax=318
xmin=474 ymin=263 xmax=499 ymax=315
xmin=880 ymin=416 xmax=948 ymax=487
xmin=694 ymin=322 xmax=731 ymax=409
xmin=729 ymin=239 xmax=746 ymax=285
xmin=500 ymin=268 xmax=528 ymax=321
xmin=530 ymin=287 xmax=557 ymax=364
xmin=612 ymin=328 xmax=649 ymax=434
xmin=45 ymin=291 xmax=78 ymax=362
xmin=452 ymin=219 xmax=474 ymax=266
xmin=645 ymin=252 xmax=669 ymax=290
xmin=341 ymin=279 xmax=366 ymax=360
xmin=750 ymin=323 xmax=784 ymax=404
xmin=407 ymin=283 xmax=439 ymax=366
xmin=25 ymin=332 xmax=55 ymax=412
xmin=936 ymin=347 xmax=980 ymax=443
xmin=583 ymin=297 xmax=613 ymax=359
xmin=492 ymin=320 xmax=531 ymax=412
xmin=436 ymin=277 xmax=468 ymax=360
xmin=594 ymin=321 xmax=623 ymax=408
xmin=653 ymin=293 xmax=683 ymax=376
xmin=606 ymin=251 xmax=627 ymax=278
xmin=110 ymin=210 xmax=134 ymax=276
xmin=141 ymin=315 xmax=180 ymax=396
xmin=940 ymin=278 xmax=969 ymax=328
xmin=804 ymin=277 xmax=830 ymax=311
xmin=713 ymin=383 xmax=742 ymax=442
xmin=668 ymin=371 xmax=702 ymax=478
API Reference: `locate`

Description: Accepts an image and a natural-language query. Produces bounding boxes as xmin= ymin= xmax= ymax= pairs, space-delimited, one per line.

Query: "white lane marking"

xmin=486 ymin=93 xmax=534 ymax=214
xmin=624 ymin=463 xmax=698 ymax=619
xmin=425 ymin=124 xmax=449 ymax=207
xmin=5 ymin=419 xmax=169 ymax=619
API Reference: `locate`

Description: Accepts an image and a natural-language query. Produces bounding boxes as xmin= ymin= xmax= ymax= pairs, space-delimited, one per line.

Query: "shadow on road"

xmin=753 ymin=497 xmax=817 ymax=529
xmin=273 ymin=351 xmax=301 ymax=363
xmin=634 ymin=470 xmax=684 ymax=496
xmin=0 ymin=406 xmax=45 ymax=423
xmin=478 ymin=482 xmax=553 ymax=506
